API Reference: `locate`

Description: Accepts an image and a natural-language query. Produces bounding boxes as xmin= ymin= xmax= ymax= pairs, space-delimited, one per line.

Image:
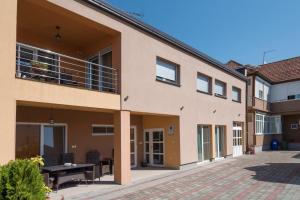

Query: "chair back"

xmin=43 ymin=154 xmax=59 ymax=166
xmin=61 ymin=153 xmax=74 ymax=164
xmin=86 ymin=150 xmax=100 ymax=164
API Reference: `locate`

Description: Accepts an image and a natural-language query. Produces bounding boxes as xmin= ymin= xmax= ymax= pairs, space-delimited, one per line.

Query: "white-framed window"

xmin=255 ymin=77 xmax=270 ymax=101
xmin=255 ymin=113 xmax=281 ymax=135
xmin=232 ymin=86 xmax=241 ymax=102
xmin=156 ymin=57 xmax=180 ymax=85
xmin=291 ymin=124 xmax=299 ymax=130
xmin=197 ymin=73 xmax=211 ymax=94
xmin=215 ymin=80 xmax=227 ymax=97
xmin=92 ymin=125 xmax=114 ymax=136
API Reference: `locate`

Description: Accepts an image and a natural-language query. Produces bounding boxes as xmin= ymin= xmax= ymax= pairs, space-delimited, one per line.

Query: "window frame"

xmin=214 ymin=79 xmax=227 ymax=99
xmin=255 ymin=113 xmax=282 ymax=135
xmin=291 ymin=124 xmax=299 ymax=130
xmin=232 ymin=86 xmax=242 ymax=103
xmin=92 ymin=124 xmax=114 ymax=136
xmin=155 ymin=57 xmax=180 ymax=86
xmin=196 ymin=72 xmax=212 ymax=95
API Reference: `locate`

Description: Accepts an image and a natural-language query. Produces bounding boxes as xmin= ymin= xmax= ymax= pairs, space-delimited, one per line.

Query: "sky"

xmin=105 ymin=0 xmax=300 ymax=66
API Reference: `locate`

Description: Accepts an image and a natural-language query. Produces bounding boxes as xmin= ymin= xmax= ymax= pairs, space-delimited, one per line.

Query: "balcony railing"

xmin=16 ymin=43 xmax=118 ymax=93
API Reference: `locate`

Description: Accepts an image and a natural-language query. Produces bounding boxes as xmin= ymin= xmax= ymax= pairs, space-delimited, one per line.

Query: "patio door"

xmin=87 ymin=47 xmax=113 ymax=92
xmin=42 ymin=125 xmax=67 ymax=162
xmin=197 ymin=125 xmax=211 ymax=162
xmin=16 ymin=123 xmax=67 ymax=162
xmin=233 ymin=123 xmax=243 ymax=157
xmin=130 ymin=126 xmax=137 ymax=168
xmin=144 ymin=129 xmax=164 ymax=166
xmin=215 ymin=126 xmax=225 ymax=158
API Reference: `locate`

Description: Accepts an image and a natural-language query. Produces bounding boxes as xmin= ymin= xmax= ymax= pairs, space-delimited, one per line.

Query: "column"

xmin=0 ymin=0 xmax=17 ymax=164
xmin=113 ymin=110 xmax=131 ymax=185
xmin=211 ymin=125 xmax=216 ymax=160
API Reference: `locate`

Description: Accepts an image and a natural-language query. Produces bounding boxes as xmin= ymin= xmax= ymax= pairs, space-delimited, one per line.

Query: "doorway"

xmin=144 ymin=129 xmax=164 ymax=167
xmin=197 ymin=125 xmax=211 ymax=162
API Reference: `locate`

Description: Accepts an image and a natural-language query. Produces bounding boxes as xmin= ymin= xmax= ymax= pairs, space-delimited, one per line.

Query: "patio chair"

xmin=86 ymin=150 xmax=101 ymax=180
xmin=42 ymin=172 xmax=54 ymax=189
xmin=60 ymin=153 xmax=74 ymax=164
xmin=43 ymin=154 xmax=59 ymax=167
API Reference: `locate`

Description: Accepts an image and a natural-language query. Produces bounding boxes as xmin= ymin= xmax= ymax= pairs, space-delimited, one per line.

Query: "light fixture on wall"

xmin=49 ymin=107 xmax=55 ymax=124
xmin=180 ymin=106 xmax=184 ymax=111
xmin=55 ymin=26 xmax=62 ymax=41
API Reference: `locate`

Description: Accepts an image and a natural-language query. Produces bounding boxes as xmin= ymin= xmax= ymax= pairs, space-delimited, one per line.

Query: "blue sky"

xmin=106 ymin=0 xmax=300 ymax=66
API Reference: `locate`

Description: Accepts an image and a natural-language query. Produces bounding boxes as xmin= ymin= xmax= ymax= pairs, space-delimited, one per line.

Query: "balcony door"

xmin=87 ymin=47 xmax=113 ymax=92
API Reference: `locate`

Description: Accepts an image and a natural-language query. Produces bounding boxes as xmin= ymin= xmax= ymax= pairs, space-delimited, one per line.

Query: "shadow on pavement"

xmin=245 ymin=163 xmax=300 ymax=185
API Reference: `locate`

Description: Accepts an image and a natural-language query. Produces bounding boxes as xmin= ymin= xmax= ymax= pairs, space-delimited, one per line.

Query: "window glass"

xmin=92 ymin=125 xmax=114 ymax=136
xmin=255 ymin=114 xmax=281 ymax=134
xmin=215 ymin=80 xmax=226 ymax=96
xmin=232 ymin=87 xmax=241 ymax=102
xmin=197 ymin=74 xmax=211 ymax=93
xmin=156 ymin=58 xmax=179 ymax=84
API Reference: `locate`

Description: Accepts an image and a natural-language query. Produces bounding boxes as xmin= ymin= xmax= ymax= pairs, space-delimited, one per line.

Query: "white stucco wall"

xmin=271 ymin=80 xmax=300 ymax=102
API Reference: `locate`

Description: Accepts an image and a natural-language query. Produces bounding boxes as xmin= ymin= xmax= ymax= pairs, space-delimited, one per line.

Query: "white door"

xmin=233 ymin=123 xmax=243 ymax=157
xmin=144 ymin=129 xmax=164 ymax=166
xmin=130 ymin=126 xmax=137 ymax=168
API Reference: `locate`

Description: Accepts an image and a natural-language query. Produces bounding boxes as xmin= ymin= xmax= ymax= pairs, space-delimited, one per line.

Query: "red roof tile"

xmin=256 ymin=56 xmax=300 ymax=83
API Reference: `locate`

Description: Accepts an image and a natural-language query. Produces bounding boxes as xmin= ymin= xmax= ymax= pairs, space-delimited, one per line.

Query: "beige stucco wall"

xmin=0 ymin=0 xmax=17 ymax=164
xmin=17 ymin=106 xmax=115 ymax=163
xmin=29 ymin=0 xmax=246 ymax=165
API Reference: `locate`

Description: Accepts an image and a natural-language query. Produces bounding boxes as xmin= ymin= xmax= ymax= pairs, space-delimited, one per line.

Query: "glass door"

xmin=100 ymin=50 xmax=113 ymax=92
xmin=215 ymin=126 xmax=225 ymax=158
xmin=144 ymin=129 xmax=164 ymax=166
xmin=130 ymin=127 xmax=137 ymax=168
xmin=42 ymin=125 xmax=66 ymax=165
xmin=197 ymin=125 xmax=211 ymax=162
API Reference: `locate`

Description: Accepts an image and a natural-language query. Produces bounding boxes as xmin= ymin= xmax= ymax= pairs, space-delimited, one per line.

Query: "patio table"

xmin=42 ymin=163 xmax=95 ymax=190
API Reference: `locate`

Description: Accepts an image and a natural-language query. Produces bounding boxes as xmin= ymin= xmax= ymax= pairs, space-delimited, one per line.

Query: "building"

xmin=0 ymin=0 xmax=246 ymax=184
xmin=228 ymin=56 xmax=300 ymax=152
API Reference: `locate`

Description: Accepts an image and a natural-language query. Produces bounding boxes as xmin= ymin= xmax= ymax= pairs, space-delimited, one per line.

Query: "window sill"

xmin=197 ymin=90 xmax=212 ymax=95
xmin=156 ymin=78 xmax=181 ymax=87
xmin=232 ymin=99 xmax=242 ymax=103
xmin=215 ymin=94 xmax=227 ymax=99
xmin=255 ymin=133 xmax=282 ymax=136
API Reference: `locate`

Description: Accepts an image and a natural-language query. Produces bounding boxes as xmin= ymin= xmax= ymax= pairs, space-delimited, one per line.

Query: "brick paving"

xmin=109 ymin=151 xmax=300 ymax=200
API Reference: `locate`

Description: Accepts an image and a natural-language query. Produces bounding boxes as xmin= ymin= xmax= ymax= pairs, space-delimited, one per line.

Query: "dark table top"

xmin=42 ymin=163 xmax=95 ymax=173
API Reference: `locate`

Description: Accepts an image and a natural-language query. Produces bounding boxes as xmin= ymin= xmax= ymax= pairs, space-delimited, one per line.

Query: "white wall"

xmin=270 ymin=80 xmax=300 ymax=102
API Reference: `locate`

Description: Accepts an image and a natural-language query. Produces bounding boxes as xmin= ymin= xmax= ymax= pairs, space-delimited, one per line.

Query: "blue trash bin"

xmin=271 ymin=139 xmax=278 ymax=150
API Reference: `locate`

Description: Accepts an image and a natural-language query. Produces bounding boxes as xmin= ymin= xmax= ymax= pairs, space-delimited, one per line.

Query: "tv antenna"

xmin=262 ymin=49 xmax=276 ymax=64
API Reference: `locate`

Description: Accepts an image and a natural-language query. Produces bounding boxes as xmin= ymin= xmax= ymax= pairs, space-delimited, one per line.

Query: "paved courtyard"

xmin=54 ymin=151 xmax=300 ymax=200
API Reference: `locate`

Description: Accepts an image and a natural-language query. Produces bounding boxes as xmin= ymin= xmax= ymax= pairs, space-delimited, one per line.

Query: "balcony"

xmin=16 ymin=43 xmax=118 ymax=94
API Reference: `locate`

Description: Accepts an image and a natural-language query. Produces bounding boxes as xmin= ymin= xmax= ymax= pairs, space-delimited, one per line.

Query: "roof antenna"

xmin=262 ymin=49 xmax=276 ymax=64
xmin=127 ymin=11 xmax=144 ymax=18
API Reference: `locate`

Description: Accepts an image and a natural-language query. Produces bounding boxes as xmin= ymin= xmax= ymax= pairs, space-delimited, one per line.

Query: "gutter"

xmin=82 ymin=0 xmax=247 ymax=82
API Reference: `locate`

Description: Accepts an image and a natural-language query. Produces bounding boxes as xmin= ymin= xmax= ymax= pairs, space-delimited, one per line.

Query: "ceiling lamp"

xmin=55 ymin=26 xmax=62 ymax=40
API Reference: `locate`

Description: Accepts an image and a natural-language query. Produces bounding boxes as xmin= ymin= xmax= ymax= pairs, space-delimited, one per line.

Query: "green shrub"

xmin=0 ymin=157 xmax=49 ymax=200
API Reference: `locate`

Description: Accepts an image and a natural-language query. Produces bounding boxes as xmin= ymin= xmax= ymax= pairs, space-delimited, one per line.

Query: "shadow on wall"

xmin=245 ymin=163 xmax=300 ymax=185
xmin=292 ymin=153 xmax=300 ymax=159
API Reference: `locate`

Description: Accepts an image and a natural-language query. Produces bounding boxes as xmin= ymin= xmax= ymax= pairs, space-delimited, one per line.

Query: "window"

xmin=197 ymin=73 xmax=212 ymax=94
xmin=291 ymin=124 xmax=299 ymax=130
xmin=255 ymin=113 xmax=281 ymax=134
xmin=92 ymin=125 xmax=114 ymax=136
xmin=156 ymin=57 xmax=180 ymax=85
xmin=255 ymin=77 xmax=270 ymax=101
xmin=232 ymin=86 xmax=241 ymax=102
xmin=215 ymin=80 xmax=227 ymax=98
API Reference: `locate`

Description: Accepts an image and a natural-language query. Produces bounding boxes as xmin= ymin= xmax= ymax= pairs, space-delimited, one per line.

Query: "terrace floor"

xmin=50 ymin=151 xmax=300 ymax=200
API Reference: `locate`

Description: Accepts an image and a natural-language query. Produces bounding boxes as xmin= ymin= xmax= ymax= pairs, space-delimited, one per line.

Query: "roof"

xmin=253 ymin=56 xmax=300 ymax=84
xmin=226 ymin=60 xmax=243 ymax=69
xmin=82 ymin=0 xmax=247 ymax=82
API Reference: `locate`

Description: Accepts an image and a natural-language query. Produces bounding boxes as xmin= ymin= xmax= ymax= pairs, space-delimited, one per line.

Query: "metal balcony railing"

xmin=16 ymin=43 xmax=118 ymax=93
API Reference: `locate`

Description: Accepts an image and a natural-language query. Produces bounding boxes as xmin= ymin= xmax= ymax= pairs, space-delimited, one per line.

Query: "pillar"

xmin=211 ymin=125 xmax=216 ymax=160
xmin=113 ymin=110 xmax=131 ymax=185
xmin=0 ymin=0 xmax=17 ymax=164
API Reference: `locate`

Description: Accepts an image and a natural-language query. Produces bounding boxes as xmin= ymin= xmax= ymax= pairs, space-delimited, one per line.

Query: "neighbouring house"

xmin=227 ymin=57 xmax=300 ymax=152
xmin=0 ymin=0 xmax=247 ymax=185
